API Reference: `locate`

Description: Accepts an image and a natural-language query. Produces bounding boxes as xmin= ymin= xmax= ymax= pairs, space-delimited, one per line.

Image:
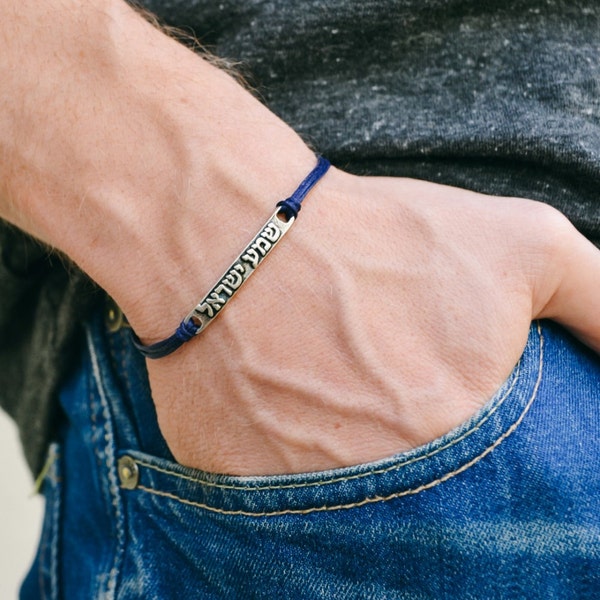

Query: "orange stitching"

xmin=131 ymin=324 xmax=544 ymax=515
xmin=87 ymin=329 xmax=126 ymax=600
xmin=136 ymin=364 xmax=520 ymax=491
xmin=133 ymin=325 xmax=537 ymax=492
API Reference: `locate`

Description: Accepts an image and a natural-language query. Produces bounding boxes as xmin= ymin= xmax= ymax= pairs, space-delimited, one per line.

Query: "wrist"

xmin=0 ymin=0 xmax=315 ymax=339
xmin=110 ymin=40 xmax=317 ymax=339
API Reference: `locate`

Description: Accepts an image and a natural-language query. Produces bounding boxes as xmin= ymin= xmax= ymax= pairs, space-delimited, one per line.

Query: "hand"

xmin=146 ymin=168 xmax=600 ymax=475
xmin=1 ymin=0 xmax=598 ymax=478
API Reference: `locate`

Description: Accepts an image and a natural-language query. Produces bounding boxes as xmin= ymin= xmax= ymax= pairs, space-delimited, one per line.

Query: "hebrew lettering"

xmin=252 ymin=236 xmax=272 ymax=256
xmin=241 ymin=248 xmax=260 ymax=268
xmin=262 ymin=223 xmax=281 ymax=243
xmin=215 ymin=283 xmax=233 ymax=297
xmin=224 ymin=264 xmax=245 ymax=289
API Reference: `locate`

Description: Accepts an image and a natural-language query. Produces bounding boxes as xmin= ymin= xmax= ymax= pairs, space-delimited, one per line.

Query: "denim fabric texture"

xmin=21 ymin=309 xmax=600 ymax=599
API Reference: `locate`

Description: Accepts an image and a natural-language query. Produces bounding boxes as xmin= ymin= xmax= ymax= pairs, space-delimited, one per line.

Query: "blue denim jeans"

xmin=21 ymin=309 xmax=600 ymax=599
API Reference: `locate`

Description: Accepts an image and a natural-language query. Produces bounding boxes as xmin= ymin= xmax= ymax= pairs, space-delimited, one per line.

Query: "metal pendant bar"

xmin=184 ymin=209 xmax=295 ymax=333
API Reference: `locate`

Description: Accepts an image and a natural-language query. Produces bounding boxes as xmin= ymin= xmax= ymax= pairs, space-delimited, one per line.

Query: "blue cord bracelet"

xmin=132 ymin=155 xmax=331 ymax=359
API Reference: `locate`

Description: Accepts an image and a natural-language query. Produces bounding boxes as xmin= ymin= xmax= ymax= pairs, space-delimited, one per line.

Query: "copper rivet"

xmin=118 ymin=456 xmax=139 ymax=490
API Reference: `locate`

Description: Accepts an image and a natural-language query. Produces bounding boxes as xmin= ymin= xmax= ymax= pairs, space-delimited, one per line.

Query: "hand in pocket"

xmin=147 ymin=169 xmax=600 ymax=476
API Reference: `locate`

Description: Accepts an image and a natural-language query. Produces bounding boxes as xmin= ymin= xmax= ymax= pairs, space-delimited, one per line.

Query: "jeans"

xmin=21 ymin=307 xmax=600 ymax=599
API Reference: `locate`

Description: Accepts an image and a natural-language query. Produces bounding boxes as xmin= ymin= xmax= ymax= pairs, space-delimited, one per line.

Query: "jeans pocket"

xmin=63 ymin=318 xmax=600 ymax=598
xmin=105 ymin=323 xmax=551 ymax=599
xmin=117 ymin=322 xmax=544 ymax=518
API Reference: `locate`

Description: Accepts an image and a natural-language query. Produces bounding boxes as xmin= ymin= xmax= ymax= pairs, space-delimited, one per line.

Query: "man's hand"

xmin=147 ymin=170 xmax=600 ymax=475
xmin=1 ymin=0 xmax=599 ymax=477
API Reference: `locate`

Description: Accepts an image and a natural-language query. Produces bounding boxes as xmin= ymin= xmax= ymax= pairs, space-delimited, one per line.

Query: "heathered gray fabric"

xmin=0 ymin=228 xmax=97 ymax=473
xmin=1 ymin=0 xmax=598 ymax=474
xmin=142 ymin=0 xmax=600 ymax=242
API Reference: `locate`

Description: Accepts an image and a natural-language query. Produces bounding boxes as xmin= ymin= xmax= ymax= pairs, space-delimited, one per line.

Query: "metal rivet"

xmin=118 ymin=456 xmax=139 ymax=490
xmin=105 ymin=299 xmax=125 ymax=333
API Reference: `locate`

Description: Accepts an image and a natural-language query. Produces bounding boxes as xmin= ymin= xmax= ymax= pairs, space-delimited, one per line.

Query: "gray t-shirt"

xmin=1 ymin=0 xmax=598 ymax=474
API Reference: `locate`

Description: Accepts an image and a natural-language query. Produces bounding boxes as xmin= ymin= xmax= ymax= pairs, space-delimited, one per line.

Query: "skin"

xmin=1 ymin=0 xmax=599 ymax=475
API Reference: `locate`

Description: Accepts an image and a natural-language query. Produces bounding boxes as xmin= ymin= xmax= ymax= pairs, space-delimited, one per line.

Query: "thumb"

xmin=534 ymin=214 xmax=600 ymax=353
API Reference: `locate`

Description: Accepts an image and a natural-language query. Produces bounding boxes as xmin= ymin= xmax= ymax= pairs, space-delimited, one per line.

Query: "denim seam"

xmin=134 ymin=365 xmax=519 ymax=490
xmin=38 ymin=474 xmax=50 ymax=600
xmin=87 ymin=329 xmax=127 ymax=600
xmin=88 ymin=365 xmax=119 ymax=598
xmin=88 ymin=379 xmax=110 ymax=519
xmin=130 ymin=324 xmax=544 ymax=516
xmin=130 ymin=325 xmax=533 ymax=493
xmin=49 ymin=451 xmax=60 ymax=600
xmin=38 ymin=445 xmax=60 ymax=600
xmin=110 ymin=329 xmax=135 ymax=417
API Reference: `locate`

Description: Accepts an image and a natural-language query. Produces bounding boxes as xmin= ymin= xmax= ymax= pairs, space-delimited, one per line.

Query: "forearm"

xmin=0 ymin=0 xmax=314 ymax=338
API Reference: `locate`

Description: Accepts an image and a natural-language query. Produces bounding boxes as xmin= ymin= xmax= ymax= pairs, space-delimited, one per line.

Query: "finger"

xmin=536 ymin=224 xmax=600 ymax=354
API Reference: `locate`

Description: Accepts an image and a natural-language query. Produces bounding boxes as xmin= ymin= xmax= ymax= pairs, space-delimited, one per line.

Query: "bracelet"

xmin=132 ymin=155 xmax=331 ymax=359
